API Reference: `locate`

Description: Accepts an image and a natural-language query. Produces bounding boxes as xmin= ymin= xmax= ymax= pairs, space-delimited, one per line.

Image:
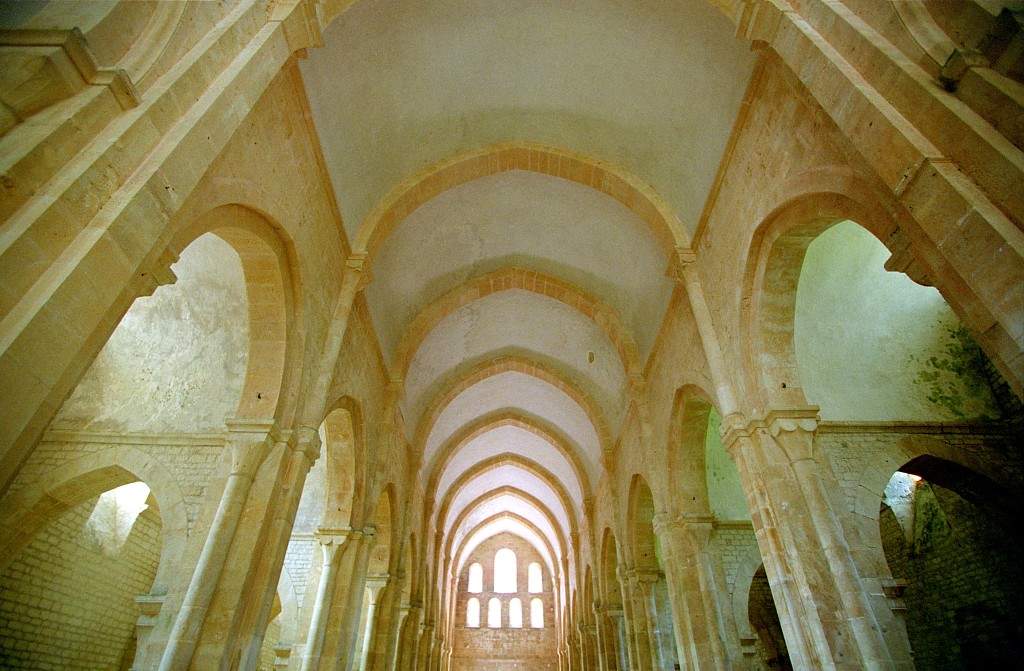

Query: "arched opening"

xmin=494 ymin=548 xmax=518 ymax=593
xmin=531 ymin=598 xmax=545 ymax=629
xmin=355 ymin=487 xmax=394 ymax=671
xmin=528 ymin=562 xmax=543 ymax=593
xmin=600 ymin=529 xmax=625 ymax=671
xmin=466 ymin=598 xmax=481 ymax=628
xmin=468 ymin=562 xmax=484 ymax=593
xmin=878 ymin=457 xmax=1024 ymax=668
xmin=0 ymin=478 xmax=165 ymax=669
xmin=750 ymin=215 xmax=1016 ymax=420
xmin=487 ymin=598 xmax=502 ymax=628
xmin=747 ymin=565 xmax=791 ymax=671
xmin=628 ymin=475 xmax=679 ymax=671
xmin=509 ymin=597 xmax=523 ymax=628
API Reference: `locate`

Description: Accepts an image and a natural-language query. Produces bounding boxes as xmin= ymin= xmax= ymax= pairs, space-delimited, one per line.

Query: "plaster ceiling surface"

xmin=435 ymin=426 xmax=584 ymax=505
xmin=423 ymin=372 xmax=602 ymax=483
xmin=456 ymin=520 xmax=556 ymax=579
xmin=364 ymin=171 xmax=673 ymax=363
xmin=301 ymin=0 xmax=756 ymax=241
xmin=442 ymin=464 xmax=572 ymax=539
xmin=451 ymin=495 xmax=563 ymax=567
xmin=405 ymin=290 xmax=625 ymax=425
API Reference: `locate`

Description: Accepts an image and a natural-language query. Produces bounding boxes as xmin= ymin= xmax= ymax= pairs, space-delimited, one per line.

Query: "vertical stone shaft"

xmin=158 ymin=420 xmax=274 ymax=671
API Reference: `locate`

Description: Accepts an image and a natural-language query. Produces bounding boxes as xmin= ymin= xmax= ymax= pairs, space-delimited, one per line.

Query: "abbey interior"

xmin=0 ymin=1 xmax=1022 ymax=670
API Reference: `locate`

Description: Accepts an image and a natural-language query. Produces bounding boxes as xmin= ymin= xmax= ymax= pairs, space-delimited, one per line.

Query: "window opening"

xmin=466 ymin=598 xmax=480 ymax=628
xmin=487 ymin=597 xmax=502 ymax=628
xmin=494 ymin=548 xmax=517 ymax=593
xmin=528 ymin=562 xmax=542 ymax=593
xmin=509 ymin=598 xmax=523 ymax=628
xmin=468 ymin=562 xmax=483 ymax=593
xmin=530 ymin=598 xmax=544 ymax=628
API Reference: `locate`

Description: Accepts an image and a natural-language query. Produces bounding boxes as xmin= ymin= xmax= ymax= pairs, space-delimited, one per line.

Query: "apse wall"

xmin=451 ymin=533 xmax=558 ymax=671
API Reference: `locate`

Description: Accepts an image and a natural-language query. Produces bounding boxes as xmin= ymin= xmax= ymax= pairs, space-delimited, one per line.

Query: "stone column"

xmin=393 ymin=602 xmax=419 ymax=671
xmin=330 ymin=526 xmax=374 ymax=671
xmin=615 ymin=567 xmax=639 ymax=670
xmin=652 ymin=513 xmax=732 ymax=671
xmin=608 ymin=609 xmax=629 ymax=671
xmin=358 ymin=575 xmax=390 ymax=671
xmin=621 ymin=568 xmax=654 ymax=671
xmin=158 ymin=419 xmax=275 ymax=671
xmin=763 ymin=411 xmax=895 ymax=670
xmin=722 ymin=409 xmax=903 ymax=670
xmin=592 ymin=602 xmax=618 ymax=671
xmin=414 ymin=623 xmax=433 ymax=671
xmin=132 ymin=594 xmax=165 ymax=670
xmin=301 ymin=529 xmax=355 ymax=671
xmin=306 ymin=255 xmax=370 ymax=422
xmin=632 ymin=570 xmax=664 ymax=671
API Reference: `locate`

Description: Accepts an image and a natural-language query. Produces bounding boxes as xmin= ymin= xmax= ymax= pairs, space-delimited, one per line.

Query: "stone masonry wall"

xmin=880 ymin=483 xmax=1024 ymax=669
xmin=451 ymin=533 xmax=558 ymax=671
xmin=0 ymin=497 xmax=161 ymax=670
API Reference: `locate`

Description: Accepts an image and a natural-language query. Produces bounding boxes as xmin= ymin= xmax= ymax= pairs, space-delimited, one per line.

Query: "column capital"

xmin=224 ymin=418 xmax=278 ymax=476
xmin=291 ymin=424 xmax=322 ymax=462
xmin=137 ymin=247 xmax=179 ymax=297
xmin=651 ymin=512 xmax=714 ymax=537
xmin=365 ymin=573 xmax=390 ymax=602
xmin=762 ymin=406 xmax=820 ymax=463
xmin=316 ymin=526 xmax=358 ymax=545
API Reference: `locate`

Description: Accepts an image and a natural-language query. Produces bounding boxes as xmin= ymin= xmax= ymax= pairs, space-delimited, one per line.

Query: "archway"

xmin=746 ymin=565 xmax=791 ymax=670
xmin=627 ymin=475 xmax=679 ymax=671
xmin=0 ymin=469 xmax=177 ymax=669
xmin=745 ymin=208 xmax=1016 ymax=419
xmin=599 ymin=529 xmax=626 ymax=671
xmin=878 ymin=457 xmax=1024 ymax=669
xmin=355 ymin=486 xmax=394 ymax=671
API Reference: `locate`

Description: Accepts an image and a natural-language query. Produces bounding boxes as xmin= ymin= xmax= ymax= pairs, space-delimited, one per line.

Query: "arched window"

xmin=466 ymin=598 xmax=480 ymax=628
xmin=468 ymin=562 xmax=483 ymax=593
xmin=487 ymin=597 xmax=502 ymax=628
xmin=493 ymin=548 xmax=517 ymax=593
xmin=528 ymin=562 xmax=543 ymax=593
xmin=508 ymin=598 xmax=523 ymax=628
xmin=530 ymin=598 xmax=544 ymax=628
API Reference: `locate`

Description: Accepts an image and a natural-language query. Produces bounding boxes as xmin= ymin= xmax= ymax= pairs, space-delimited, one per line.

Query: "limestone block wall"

xmin=0 ymin=496 xmax=161 ymax=670
xmin=879 ymin=481 xmax=1024 ymax=669
xmin=450 ymin=533 xmax=558 ymax=671
xmin=10 ymin=434 xmax=224 ymax=535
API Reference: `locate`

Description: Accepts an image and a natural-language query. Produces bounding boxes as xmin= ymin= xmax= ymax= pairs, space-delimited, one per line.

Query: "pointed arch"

xmin=395 ymin=267 xmax=640 ymax=381
xmin=353 ymin=142 xmax=690 ymax=260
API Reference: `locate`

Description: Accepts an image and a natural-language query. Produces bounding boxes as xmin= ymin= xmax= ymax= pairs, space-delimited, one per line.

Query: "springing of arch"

xmin=353 ymin=141 xmax=690 ymax=261
xmin=494 ymin=548 xmax=518 ymax=593
xmin=425 ymin=409 xmax=592 ymax=505
xmin=415 ymin=353 xmax=612 ymax=457
xmin=169 ymin=203 xmax=299 ymax=423
xmin=394 ymin=266 xmax=640 ymax=380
